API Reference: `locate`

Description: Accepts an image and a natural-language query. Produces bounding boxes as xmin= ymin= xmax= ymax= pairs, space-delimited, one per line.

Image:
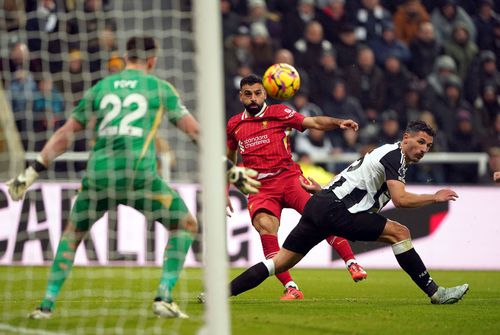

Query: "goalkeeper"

xmin=7 ymin=35 xmax=259 ymax=319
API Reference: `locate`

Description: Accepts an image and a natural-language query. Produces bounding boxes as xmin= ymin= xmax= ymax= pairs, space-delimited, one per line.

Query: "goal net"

xmin=0 ymin=1 xmax=228 ymax=334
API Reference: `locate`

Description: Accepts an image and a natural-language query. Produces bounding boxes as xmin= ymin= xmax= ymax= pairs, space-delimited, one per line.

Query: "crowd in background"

xmin=0 ymin=0 xmax=499 ymax=183
xmin=222 ymin=0 xmax=500 ymax=184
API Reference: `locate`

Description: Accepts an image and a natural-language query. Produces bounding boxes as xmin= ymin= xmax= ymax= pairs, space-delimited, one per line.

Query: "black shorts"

xmin=283 ymin=191 xmax=387 ymax=255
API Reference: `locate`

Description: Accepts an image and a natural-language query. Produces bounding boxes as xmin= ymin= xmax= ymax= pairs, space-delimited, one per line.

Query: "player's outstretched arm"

xmin=7 ymin=117 xmax=84 ymax=201
xmin=302 ymin=116 xmax=359 ymax=132
xmin=387 ymin=180 xmax=458 ymax=208
xmin=176 ymin=114 xmax=200 ymax=145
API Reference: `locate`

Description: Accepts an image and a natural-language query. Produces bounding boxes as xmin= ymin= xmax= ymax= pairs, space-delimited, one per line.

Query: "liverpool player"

xmin=226 ymin=74 xmax=366 ymax=300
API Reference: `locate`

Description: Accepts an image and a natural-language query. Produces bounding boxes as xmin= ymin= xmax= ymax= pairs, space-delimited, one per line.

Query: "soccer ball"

xmin=262 ymin=63 xmax=301 ymax=100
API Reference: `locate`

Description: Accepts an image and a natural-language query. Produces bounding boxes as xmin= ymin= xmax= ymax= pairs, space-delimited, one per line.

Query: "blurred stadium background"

xmin=0 ymin=0 xmax=499 ymax=334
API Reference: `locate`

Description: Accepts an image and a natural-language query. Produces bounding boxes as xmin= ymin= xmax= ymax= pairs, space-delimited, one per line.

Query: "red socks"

xmin=260 ymin=234 xmax=293 ymax=286
xmin=326 ymin=235 xmax=355 ymax=263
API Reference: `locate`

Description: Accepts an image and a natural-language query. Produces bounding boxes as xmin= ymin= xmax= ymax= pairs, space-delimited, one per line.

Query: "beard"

xmin=244 ymin=102 xmax=263 ymax=116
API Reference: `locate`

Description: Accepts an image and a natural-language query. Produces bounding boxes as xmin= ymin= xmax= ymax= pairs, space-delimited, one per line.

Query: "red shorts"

xmin=247 ymin=169 xmax=312 ymax=220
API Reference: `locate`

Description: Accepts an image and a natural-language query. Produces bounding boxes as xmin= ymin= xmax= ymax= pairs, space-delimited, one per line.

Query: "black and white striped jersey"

xmin=325 ymin=142 xmax=408 ymax=213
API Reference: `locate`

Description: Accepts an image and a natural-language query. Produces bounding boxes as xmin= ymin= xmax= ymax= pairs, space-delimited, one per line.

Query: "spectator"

xmin=464 ymin=50 xmax=500 ymax=103
xmin=0 ymin=41 xmax=38 ymax=85
xmin=294 ymin=128 xmax=335 ymax=171
xmin=66 ymin=0 xmax=116 ymax=80
xmin=443 ymin=22 xmax=478 ymax=80
xmin=8 ymin=69 xmax=36 ymax=150
xmin=409 ymin=22 xmax=443 ymax=79
xmin=107 ymin=53 xmax=125 ymax=74
xmin=382 ymin=55 xmax=416 ymax=110
xmin=423 ymin=55 xmax=457 ymax=107
xmin=32 ymin=76 xmax=64 ymax=151
xmin=393 ymin=0 xmax=430 ymax=45
xmin=281 ymin=0 xmax=322 ymax=50
xmin=492 ymin=19 xmax=500 ymax=68
xmin=221 ymin=0 xmax=242 ymax=41
xmin=429 ymin=75 xmax=474 ymax=138
xmin=296 ymin=152 xmax=335 ymax=186
xmin=321 ymin=79 xmax=367 ymax=144
xmin=376 ymin=109 xmax=402 ymax=145
xmin=26 ymin=0 xmax=62 ymax=74
xmin=431 ymin=0 xmax=476 ymax=45
xmin=2 ymin=0 xmax=26 ymax=32
xmin=481 ymin=114 xmax=500 ymax=153
xmin=394 ymin=80 xmax=426 ymax=129
xmin=65 ymin=49 xmax=86 ymax=106
xmin=309 ymin=49 xmax=344 ymax=106
xmin=335 ymin=23 xmax=360 ymax=70
xmin=345 ymin=46 xmax=386 ymax=121
xmin=249 ymin=22 xmax=274 ymax=75
xmin=317 ymin=0 xmax=351 ymax=44
xmin=447 ymin=109 xmax=482 ymax=183
xmin=293 ymin=20 xmax=334 ymax=75
xmin=368 ymin=21 xmax=411 ymax=66
xmin=473 ymin=0 xmax=499 ymax=51
xmin=224 ymin=25 xmax=253 ymax=78
xmin=475 ymin=85 xmax=500 ymax=136
xmin=353 ymin=0 xmax=392 ymax=43
xmin=245 ymin=0 xmax=282 ymax=46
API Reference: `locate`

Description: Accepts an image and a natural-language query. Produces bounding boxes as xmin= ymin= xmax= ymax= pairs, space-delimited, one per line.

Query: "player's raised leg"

xmin=253 ymin=211 xmax=303 ymax=300
xmin=230 ymin=248 xmax=305 ymax=297
xmin=325 ymin=235 xmax=367 ymax=282
xmin=379 ymin=219 xmax=468 ymax=304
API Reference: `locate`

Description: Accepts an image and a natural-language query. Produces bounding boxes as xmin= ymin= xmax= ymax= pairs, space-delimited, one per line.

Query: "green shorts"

xmin=70 ymin=175 xmax=190 ymax=231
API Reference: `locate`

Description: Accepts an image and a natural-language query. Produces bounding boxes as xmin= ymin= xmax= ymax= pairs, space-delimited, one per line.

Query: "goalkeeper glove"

xmin=7 ymin=156 xmax=47 ymax=201
xmin=227 ymin=166 xmax=261 ymax=195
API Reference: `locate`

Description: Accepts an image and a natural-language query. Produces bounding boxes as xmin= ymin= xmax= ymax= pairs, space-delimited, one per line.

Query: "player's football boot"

xmin=280 ymin=286 xmax=304 ymax=301
xmin=347 ymin=261 xmax=368 ymax=282
xmin=153 ymin=299 xmax=189 ymax=319
xmin=28 ymin=307 xmax=52 ymax=319
xmin=197 ymin=292 xmax=206 ymax=304
xmin=430 ymin=284 xmax=469 ymax=304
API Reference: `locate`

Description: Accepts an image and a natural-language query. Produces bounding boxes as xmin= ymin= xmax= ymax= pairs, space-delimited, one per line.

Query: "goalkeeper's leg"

xmin=143 ymin=179 xmax=197 ymax=318
xmin=153 ymin=213 xmax=197 ymax=319
xmin=40 ymin=223 xmax=87 ymax=310
xmin=30 ymin=189 xmax=106 ymax=319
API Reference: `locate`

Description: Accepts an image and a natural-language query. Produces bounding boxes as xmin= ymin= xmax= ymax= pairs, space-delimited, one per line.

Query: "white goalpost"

xmin=194 ymin=0 xmax=231 ymax=334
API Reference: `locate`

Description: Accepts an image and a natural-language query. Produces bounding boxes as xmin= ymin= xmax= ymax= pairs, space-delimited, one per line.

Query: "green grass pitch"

xmin=1 ymin=267 xmax=499 ymax=335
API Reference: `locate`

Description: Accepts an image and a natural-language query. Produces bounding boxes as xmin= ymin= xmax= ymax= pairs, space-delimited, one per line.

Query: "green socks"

xmin=40 ymin=237 xmax=77 ymax=310
xmin=156 ymin=230 xmax=194 ymax=302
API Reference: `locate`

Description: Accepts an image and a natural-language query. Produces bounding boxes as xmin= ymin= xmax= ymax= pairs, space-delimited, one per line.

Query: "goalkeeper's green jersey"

xmin=71 ymin=69 xmax=189 ymax=189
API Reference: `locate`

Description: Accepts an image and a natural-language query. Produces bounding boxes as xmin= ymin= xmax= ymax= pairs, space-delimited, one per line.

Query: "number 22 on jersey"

xmin=98 ymin=93 xmax=147 ymax=137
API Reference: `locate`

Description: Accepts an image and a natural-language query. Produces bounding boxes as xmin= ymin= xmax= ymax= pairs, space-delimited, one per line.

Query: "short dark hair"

xmin=126 ymin=36 xmax=157 ymax=61
xmin=240 ymin=74 xmax=262 ymax=89
xmin=405 ymin=121 xmax=436 ymax=137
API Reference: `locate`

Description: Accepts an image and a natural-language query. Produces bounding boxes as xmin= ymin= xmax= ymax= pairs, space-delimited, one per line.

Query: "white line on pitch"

xmin=0 ymin=323 xmax=67 ymax=335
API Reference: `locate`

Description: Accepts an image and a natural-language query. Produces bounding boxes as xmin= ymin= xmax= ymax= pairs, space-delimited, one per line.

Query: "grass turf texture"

xmin=0 ymin=267 xmax=499 ymax=335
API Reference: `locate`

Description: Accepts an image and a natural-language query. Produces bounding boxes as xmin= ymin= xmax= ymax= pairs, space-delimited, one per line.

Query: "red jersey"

xmin=226 ymin=104 xmax=305 ymax=175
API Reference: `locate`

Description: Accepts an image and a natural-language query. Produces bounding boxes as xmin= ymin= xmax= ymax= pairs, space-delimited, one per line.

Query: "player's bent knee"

xmin=379 ymin=220 xmax=411 ymax=244
xmin=180 ymin=215 xmax=198 ymax=235
xmin=252 ymin=212 xmax=279 ymax=235
xmin=392 ymin=221 xmax=411 ymax=242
